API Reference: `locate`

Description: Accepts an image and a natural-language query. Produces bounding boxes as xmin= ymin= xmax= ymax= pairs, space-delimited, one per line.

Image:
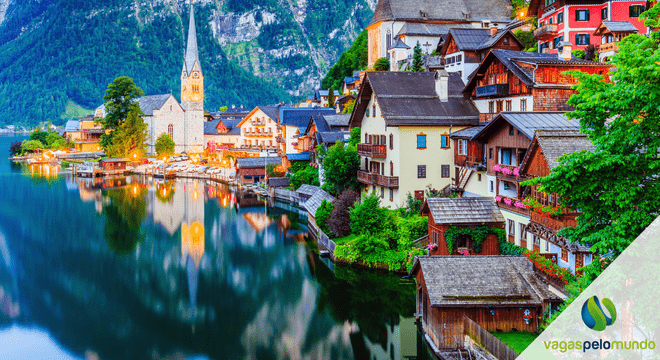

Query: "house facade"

xmin=276 ymin=108 xmax=337 ymax=157
xmin=237 ymin=106 xmax=280 ymax=151
xmin=592 ymin=20 xmax=640 ymax=62
xmin=449 ymin=125 xmax=488 ymax=197
xmin=349 ymin=71 xmax=479 ymax=208
xmin=528 ymin=0 xmax=648 ymax=53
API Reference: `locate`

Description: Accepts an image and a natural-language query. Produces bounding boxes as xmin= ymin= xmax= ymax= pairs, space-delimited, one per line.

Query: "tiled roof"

xmin=600 ymin=21 xmax=638 ymax=32
xmin=344 ymin=76 xmax=360 ymax=85
xmin=449 ymin=125 xmax=486 ymax=139
xmin=309 ymin=115 xmax=330 ymax=133
xmin=324 ymin=114 xmax=351 ymax=128
xmin=268 ymin=177 xmax=290 ymax=187
xmin=280 ymin=108 xmax=337 ymax=131
xmin=352 ymin=71 xmax=479 ymax=127
xmin=257 ymin=106 xmax=280 ymax=121
xmin=388 ymin=38 xmax=412 ymax=50
xmin=303 ymin=189 xmax=335 ymax=216
xmin=317 ymin=131 xmax=351 ymax=145
xmin=396 ymin=23 xmax=472 ymax=37
xmin=370 ymin=0 xmax=511 ymax=26
xmin=236 ymin=157 xmax=282 ymax=169
xmin=423 ymin=197 xmax=504 ymax=224
xmin=473 ymin=112 xmax=581 ymax=142
xmin=136 ymin=94 xmax=173 ymax=116
xmin=449 ymin=28 xmax=491 ymax=50
xmin=286 ymin=151 xmax=310 ymax=161
xmin=410 ymin=256 xmax=560 ymax=306
xmin=204 ymin=120 xmax=220 ymax=135
xmin=65 ymin=120 xmax=80 ymax=132
xmin=296 ymin=184 xmax=321 ymax=197
xmin=535 ymin=129 xmax=594 ymax=169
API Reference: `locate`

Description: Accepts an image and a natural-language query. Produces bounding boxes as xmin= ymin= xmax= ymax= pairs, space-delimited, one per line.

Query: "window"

xmin=508 ymin=220 xmax=515 ymax=237
xmin=381 ymin=135 xmax=386 ymax=145
xmin=441 ymin=165 xmax=450 ymax=178
xmin=501 ymin=149 xmax=512 ymax=165
xmin=601 ymin=7 xmax=607 ymax=20
xmin=505 ymin=100 xmax=512 ymax=112
xmin=168 ymin=124 xmax=174 ymax=139
xmin=414 ymin=191 xmax=424 ymax=201
xmin=561 ymin=247 xmax=568 ymax=262
xmin=457 ymin=54 xmax=462 ymax=62
xmin=441 ymin=135 xmax=449 ymax=148
xmin=390 ymin=189 xmax=393 ymax=201
xmin=576 ymin=9 xmax=590 ymax=21
xmin=365 ymin=132 xmax=369 ymax=143
xmin=488 ymin=101 xmax=495 ymax=114
xmin=509 ymin=125 xmax=514 ymax=136
xmin=520 ymin=223 xmax=527 ymax=240
xmin=503 ymin=36 xmax=509 ymax=45
xmin=417 ymin=165 xmax=426 ymax=178
xmin=558 ymin=12 xmax=563 ymax=23
xmin=549 ymin=17 xmax=553 ymax=24
xmin=389 ymin=134 xmax=393 ymax=149
xmin=478 ymin=174 xmax=482 ymax=181
xmin=489 ymin=148 xmax=493 ymax=159
xmin=458 ymin=139 xmax=467 ymax=155
xmin=575 ymin=34 xmax=590 ymax=46
xmin=381 ymin=187 xmax=384 ymax=198
xmin=373 ymin=104 xmax=376 ymax=117
xmin=417 ymin=134 xmax=427 ymax=149
xmin=456 ymin=235 xmax=469 ymax=249
xmin=496 ymin=101 xmax=503 ymax=113
xmin=545 ymin=239 xmax=549 ymax=252
xmin=540 ymin=41 xmax=549 ymax=52
xmin=366 ymin=108 xmax=370 ymax=117
xmin=576 ymin=253 xmax=584 ymax=268
xmin=545 ymin=0 xmax=556 ymax=6
xmin=520 ymin=99 xmax=527 ymax=111
xmin=390 ymin=161 xmax=393 ymax=176
xmin=629 ymin=5 xmax=645 ymax=18
xmin=490 ymin=180 xmax=494 ymax=192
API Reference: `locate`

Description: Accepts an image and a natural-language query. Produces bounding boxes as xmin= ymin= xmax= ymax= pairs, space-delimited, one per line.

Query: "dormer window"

xmin=420 ymin=11 xmax=428 ymax=18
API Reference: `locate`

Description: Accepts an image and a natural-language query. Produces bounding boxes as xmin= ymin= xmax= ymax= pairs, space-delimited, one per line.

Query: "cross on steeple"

xmin=423 ymin=41 xmax=433 ymax=54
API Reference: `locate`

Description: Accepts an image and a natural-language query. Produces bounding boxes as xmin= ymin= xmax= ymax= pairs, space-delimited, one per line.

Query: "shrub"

xmin=315 ymin=199 xmax=333 ymax=235
xmin=402 ymin=192 xmax=422 ymax=217
xmin=289 ymin=165 xmax=319 ymax=189
xmin=21 ymin=140 xmax=45 ymax=153
xmin=349 ymin=192 xmax=387 ymax=235
xmin=396 ymin=215 xmax=428 ymax=250
xmin=571 ymin=49 xmax=585 ymax=59
xmin=155 ymin=133 xmax=175 ymax=156
xmin=9 ymin=141 xmax=22 ymax=156
xmin=373 ymin=57 xmax=390 ymax=71
xmin=328 ymin=190 xmax=358 ymax=238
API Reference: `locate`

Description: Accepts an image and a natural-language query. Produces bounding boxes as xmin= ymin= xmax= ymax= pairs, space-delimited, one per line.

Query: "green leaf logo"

xmin=581 ymin=296 xmax=617 ymax=331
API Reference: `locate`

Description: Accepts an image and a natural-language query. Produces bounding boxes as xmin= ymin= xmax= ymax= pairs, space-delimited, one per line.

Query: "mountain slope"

xmin=0 ymin=0 xmax=374 ymax=126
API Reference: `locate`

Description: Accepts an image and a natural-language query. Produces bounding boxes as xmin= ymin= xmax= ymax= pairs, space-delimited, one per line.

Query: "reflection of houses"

xmin=420 ymin=197 xmax=505 ymax=255
xmin=410 ymin=256 xmax=562 ymax=350
xmin=519 ymin=129 xmax=594 ymax=274
xmin=472 ymin=112 xmax=580 ymax=248
xmin=242 ymin=213 xmax=272 ymax=232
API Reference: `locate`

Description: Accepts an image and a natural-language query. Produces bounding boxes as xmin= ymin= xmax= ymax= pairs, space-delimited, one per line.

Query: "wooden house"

xmin=592 ymin=21 xmax=639 ymax=63
xmin=296 ymin=184 xmax=321 ymax=204
xmin=235 ymin=157 xmax=282 ymax=185
xmin=410 ymin=256 xmax=562 ymax=350
xmin=449 ymin=125 xmax=487 ymax=196
xmin=99 ymin=158 xmax=129 ymax=175
xmin=462 ymin=49 xmax=611 ymax=122
xmin=420 ymin=197 xmax=505 ymax=256
xmin=472 ymin=112 xmax=581 ymax=248
xmin=519 ymin=129 xmax=594 ymax=273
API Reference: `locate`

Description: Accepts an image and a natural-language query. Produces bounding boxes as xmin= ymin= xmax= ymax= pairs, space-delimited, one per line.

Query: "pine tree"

xmin=327 ymin=87 xmax=336 ymax=108
xmin=411 ymin=41 xmax=424 ymax=72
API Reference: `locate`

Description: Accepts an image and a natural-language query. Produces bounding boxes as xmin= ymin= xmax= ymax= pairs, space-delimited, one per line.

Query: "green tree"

xmin=155 ymin=133 xmax=175 ymax=157
xmin=45 ymin=132 xmax=66 ymax=148
xmin=321 ymin=30 xmax=368 ymax=90
xmin=514 ymin=29 xmax=536 ymax=51
xmin=106 ymin=109 xmax=148 ymax=158
xmin=266 ymin=163 xmax=285 ymax=177
xmin=349 ymin=192 xmax=387 ymax=235
xmin=21 ymin=140 xmax=45 ymax=153
xmin=289 ymin=165 xmax=319 ymax=189
xmin=411 ymin=42 xmax=424 ymax=72
xmin=373 ymin=57 xmax=390 ymax=71
xmin=348 ymin=127 xmax=360 ymax=147
xmin=315 ymin=199 xmax=333 ymax=235
xmin=341 ymin=99 xmax=355 ymax=114
xmin=327 ymin=87 xmax=336 ymax=108
xmin=29 ymin=129 xmax=49 ymax=144
xmin=523 ymin=32 xmax=660 ymax=259
xmin=571 ymin=49 xmax=585 ymax=59
xmin=219 ymin=106 xmax=229 ymax=112
xmin=321 ymin=141 xmax=360 ymax=194
xmin=100 ymin=76 xmax=145 ymax=150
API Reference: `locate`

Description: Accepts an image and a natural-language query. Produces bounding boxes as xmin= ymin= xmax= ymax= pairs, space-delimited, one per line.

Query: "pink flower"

xmin=514 ymin=201 xmax=527 ymax=209
xmin=495 ymin=196 xmax=502 ymax=202
xmin=513 ymin=167 xmax=520 ymax=176
xmin=504 ymin=198 xmax=512 ymax=205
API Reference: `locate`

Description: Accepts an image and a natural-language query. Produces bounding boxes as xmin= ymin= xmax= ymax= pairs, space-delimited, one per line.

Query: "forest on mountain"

xmin=321 ymin=30 xmax=368 ymax=92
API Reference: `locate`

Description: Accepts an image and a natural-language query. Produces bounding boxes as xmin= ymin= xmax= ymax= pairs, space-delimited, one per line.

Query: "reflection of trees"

xmin=154 ymin=182 xmax=175 ymax=204
xmin=102 ymin=185 xmax=148 ymax=255
xmin=313 ymin=255 xmax=416 ymax=350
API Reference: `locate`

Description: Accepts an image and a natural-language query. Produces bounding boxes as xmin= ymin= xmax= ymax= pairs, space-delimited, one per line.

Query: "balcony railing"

xmin=357 ymin=170 xmax=373 ymax=184
xmin=495 ymin=196 xmax=530 ymax=216
xmin=357 ymin=143 xmax=387 ymax=158
xmin=374 ymin=174 xmax=399 ymax=188
xmin=492 ymin=164 xmax=528 ymax=180
xmin=456 ymin=156 xmax=486 ymax=170
xmin=245 ymin=131 xmax=273 ymax=137
xmin=530 ymin=211 xmax=578 ymax=232
xmin=533 ymin=24 xmax=558 ymax=40
xmin=599 ymin=42 xmax=618 ymax=53
xmin=475 ymin=84 xmax=509 ymax=98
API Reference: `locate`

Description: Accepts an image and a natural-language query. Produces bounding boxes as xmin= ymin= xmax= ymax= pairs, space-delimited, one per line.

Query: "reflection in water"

xmin=0 ymin=136 xmax=425 ymax=360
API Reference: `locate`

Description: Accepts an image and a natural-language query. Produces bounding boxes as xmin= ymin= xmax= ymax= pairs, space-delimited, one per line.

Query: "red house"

xmin=528 ymin=0 xmax=649 ymax=53
xmin=420 ymin=197 xmax=505 ymax=255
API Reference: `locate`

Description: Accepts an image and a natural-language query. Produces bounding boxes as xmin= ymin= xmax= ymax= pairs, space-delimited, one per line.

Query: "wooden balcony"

xmin=357 ymin=170 xmax=373 ymax=184
xmin=533 ymin=24 xmax=558 ymax=41
xmin=374 ymin=174 xmax=399 ymax=188
xmin=492 ymin=164 xmax=528 ymax=181
xmin=245 ymin=131 xmax=273 ymax=137
xmin=357 ymin=143 xmax=386 ymax=158
xmin=530 ymin=211 xmax=578 ymax=232
xmin=599 ymin=42 xmax=618 ymax=54
xmin=475 ymin=84 xmax=509 ymax=98
xmin=496 ymin=198 xmax=530 ymax=216
xmin=456 ymin=156 xmax=486 ymax=170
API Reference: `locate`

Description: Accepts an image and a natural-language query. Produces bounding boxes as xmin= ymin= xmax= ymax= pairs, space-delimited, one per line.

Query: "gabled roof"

xmin=463 ymin=49 xmax=605 ymax=93
xmin=520 ymin=129 xmax=594 ymax=172
xmin=315 ymin=90 xmax=340 ymax=99
xmin=306 ymin=115 xmax=330 ymax=134
xmin=204 ymin=119 xmax=221 ymax=135
xmin=473 ymin=112 xmax=580 ymax=142
xmin=344 ymin=76 xmax=360 ymax=85
xmin=317 ymin=131 xmax=351 ymax=145
xmin=136 ymin=94 xmax=177 ymax=116
xmin=257 ymin=106 xmax=280 ymax=121
xmin=409 ymin=256 xmax=560 ymax=307
xmin=388 ymin=38 xmax=411 ymax=50
xmin=280 ymin=108 xmax=337 ymax=131
xmin=445 ymin=28 xmax=490 ymax=51
xmin=268 ymin=177 xmax=290 ymax=187
xmin=236 ymin=157 xmax=282 ymax=169
xmin=286 ymin=151 xmax=310 ymax=161
xmin=324 ymin=114 xmax=351 ymax=128
xmin=396 ymin=23 xmax=473 ymax=38
xmin=349 ymin=71 xmax=479 ymax=128
xmin=593 ymin=21 xmax=639 ymax=36
xmin=65 ymin=120 xmax=80 ymax=132
xmin=296 ymin=184 xmax=321 ymax=197
xmin=449 ymin=125 xmax=486 ymax=139
xmin=369 ymin=0 xmax=511 ymax=27
xmin=302 ymin=189 xmax=335 ymax=216
xmin=421 ymin=197 xmax=504 ymax=225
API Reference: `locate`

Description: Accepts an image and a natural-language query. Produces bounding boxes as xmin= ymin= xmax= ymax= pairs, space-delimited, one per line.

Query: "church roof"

xmin=369 ymin=0 xmax=511 ymax=26
xmin=183 ymin=4 xmax=200 ymax=76
xmin=136 ymin=94 xmax=173 ymax=116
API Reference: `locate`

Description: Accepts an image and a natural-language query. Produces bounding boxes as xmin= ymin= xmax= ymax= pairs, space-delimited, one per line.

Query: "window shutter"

xmin=629 ymin=6 xmax=633 ymax=17
xmin=586 ymin=10 xmax=590 ymax=21
xmin=586 ymin=34 xmax=590 ymax=45
xmin=381 ymin=135 xmax=386 ymax=144
xmin=575 ymin=34 xmax=579 ymax=45
xmin=575 ymin=9 xmax=579 ymax=21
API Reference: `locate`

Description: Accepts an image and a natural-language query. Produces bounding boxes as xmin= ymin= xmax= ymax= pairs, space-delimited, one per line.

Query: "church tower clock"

xmin=181 ymin=3 xmax=204 ymax=153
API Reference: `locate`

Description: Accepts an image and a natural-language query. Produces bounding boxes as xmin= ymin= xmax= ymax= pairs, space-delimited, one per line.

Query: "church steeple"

xmin=183 ymin=3 xmax=200 ymax=76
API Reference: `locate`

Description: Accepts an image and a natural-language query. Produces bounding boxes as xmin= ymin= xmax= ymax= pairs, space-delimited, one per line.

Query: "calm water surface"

xmin=0 ymin=135 xmax=430 ymax=360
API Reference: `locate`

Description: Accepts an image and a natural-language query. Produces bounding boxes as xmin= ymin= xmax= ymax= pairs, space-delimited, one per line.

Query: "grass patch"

xmin=332 ymin=233 xmax=359 ymax=245
xmin=490 ymin=331 xmax=539 ymax=354
xmin=60 ymin=99 xmax=94 ymax=120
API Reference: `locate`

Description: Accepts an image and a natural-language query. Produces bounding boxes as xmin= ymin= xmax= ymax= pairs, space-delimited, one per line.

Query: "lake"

xmin=0 ymin=135 xmax=432 ymax=360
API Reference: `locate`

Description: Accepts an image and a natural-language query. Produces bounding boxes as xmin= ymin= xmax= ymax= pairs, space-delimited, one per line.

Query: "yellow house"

xmin=69 ymin=117 xmax=105 ymax=152
xmin=349 ymin=71 xmax=480 ymax=208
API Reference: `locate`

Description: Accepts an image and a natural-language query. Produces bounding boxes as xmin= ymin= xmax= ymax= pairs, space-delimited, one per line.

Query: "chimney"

xmin=435 ymin=70 xmax=449 ymax=102
xmin=559 ymin=41 xmax=572 ymax=61
xmin=490 ymin=26 xmax=498 ymax=37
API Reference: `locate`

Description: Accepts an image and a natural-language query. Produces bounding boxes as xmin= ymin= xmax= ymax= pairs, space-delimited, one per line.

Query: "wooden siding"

xmin=428 ymin=223 xmax=503 ymax=256
xmin=532 ymin=88 xmax=575 ymax=112
xmin=473 ymin=57 xmax=531 ymax=97
xmin=524 ymin=144 xmax=551 ymax=178
xmin=454 ymin=139 xmax=484 ymax=167
xmin=485 ymin=124 xmax=532 ymax=175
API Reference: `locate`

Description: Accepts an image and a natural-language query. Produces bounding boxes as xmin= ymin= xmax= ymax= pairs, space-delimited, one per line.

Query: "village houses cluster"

xmin=54 ymin=0 xmax=652 ymax=355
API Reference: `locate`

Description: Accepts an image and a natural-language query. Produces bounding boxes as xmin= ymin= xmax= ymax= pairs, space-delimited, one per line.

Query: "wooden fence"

xmin=463 ymin=315 xmax=519 ymax=360
xmin=273 ymin=188 xmax=298 ymax=203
